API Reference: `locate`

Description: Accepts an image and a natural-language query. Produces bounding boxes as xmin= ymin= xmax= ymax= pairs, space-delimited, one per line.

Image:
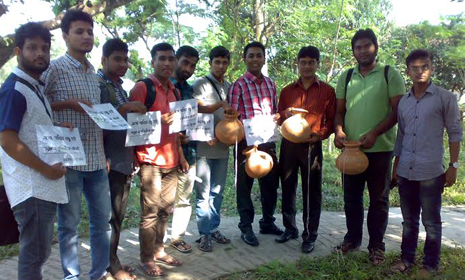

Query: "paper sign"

xmin=79 ymin=102 xmax=131 ymax=130
xmin=169 ymin=99 xmax=198 ymax=134
xmin=36 ymin=125 xmax=86 ymax=166
xmin=125 ymin=111 xmax=162 ymax=147
xmin=243 ymin=115 xmax=279 ymax=146
xmin=187 ymin=113 xmax=214 ymax=141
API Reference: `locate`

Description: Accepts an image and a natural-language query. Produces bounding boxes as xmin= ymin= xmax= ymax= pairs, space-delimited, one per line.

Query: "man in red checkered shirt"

xmin=228 ymin=41 xmax=283 ymax=247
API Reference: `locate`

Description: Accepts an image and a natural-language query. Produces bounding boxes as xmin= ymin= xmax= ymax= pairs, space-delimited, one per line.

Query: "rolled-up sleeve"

xmin=444 ymin=91 xmax=463 ymax=142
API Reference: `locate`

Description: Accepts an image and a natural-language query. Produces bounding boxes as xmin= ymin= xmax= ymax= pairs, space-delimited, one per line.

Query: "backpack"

xmin=138 ymin=78 xmax=180 ymax=110
xmin=344 ymin=65 xmax=390 ymax=98
xmin=97 ymin=76 xmax=118 ymax=106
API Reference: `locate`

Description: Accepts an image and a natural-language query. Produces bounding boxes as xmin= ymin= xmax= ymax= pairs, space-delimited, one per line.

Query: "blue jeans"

xmin=13 ymin=197 xmax=57 ymax=280
xmin=195 ymin=157 xmax=228 ymax=235
xmin=398 ymin=174 xmax=444 ymax=270
xmin=58 ymin=168 xmax=112 ymax=280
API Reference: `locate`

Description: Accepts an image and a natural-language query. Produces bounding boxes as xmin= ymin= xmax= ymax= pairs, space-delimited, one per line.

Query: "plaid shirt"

xmin=42 ymin=53 xmax=106 ymax=171
xmin=228 ymin=71 xmax=278 ymax=121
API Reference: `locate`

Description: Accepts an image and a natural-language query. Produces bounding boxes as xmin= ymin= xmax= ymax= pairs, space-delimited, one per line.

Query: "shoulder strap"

xmin=173 ymin=88 xmax=180 ymax=101
xmin=344 ymin=68 xmax=354 ymax=99
xmin=138 ymin=78 xmax=157 ymax=111
xmin=204 ymin=76 xmax=223 ymax=101
xmin=97 ymin=76 xmax=117 ymax=106
xmin=384 ymin=65 xmax=390 ymax=96
xmin=13 ymin=76 xmax=52 ymax=120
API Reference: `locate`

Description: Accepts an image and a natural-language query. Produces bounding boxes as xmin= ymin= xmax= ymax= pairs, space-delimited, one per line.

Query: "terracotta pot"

xmin=280 ymin=108 xmax=311 ymax=143
xmin=215 ymin=109 xmax=245 ymax=146
xmin=243 ymin=145 xmax=274 ymax=179
xmin=335 ymin=141 xmax=369 ymax=175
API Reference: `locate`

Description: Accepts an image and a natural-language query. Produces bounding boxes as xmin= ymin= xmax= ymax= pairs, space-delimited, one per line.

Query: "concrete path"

xmin=1 ymin=207 xmax=465 ymax=280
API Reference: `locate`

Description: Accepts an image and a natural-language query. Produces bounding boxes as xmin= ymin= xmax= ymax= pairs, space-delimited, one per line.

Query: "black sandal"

xmin=211 ymin=230 xmax=231 ymax=244
xmin=196 ymin=235 xmax=213 ymax=252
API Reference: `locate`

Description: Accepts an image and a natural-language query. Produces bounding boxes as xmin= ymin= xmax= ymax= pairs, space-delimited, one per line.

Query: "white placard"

xmin=36 ymin=125 xmax=86 ymax=166
xmin=243 ymin=115 xmax=279 ymax=146
xmin=169 ymin=99 xmax=198 ymax=134
xmin=79 ymin=102 xmax=131 ymax=130
xmin=125 ymin=112 xmax=162 ymax=147
xmin=187 ymin=113 xmax=214 ymax=141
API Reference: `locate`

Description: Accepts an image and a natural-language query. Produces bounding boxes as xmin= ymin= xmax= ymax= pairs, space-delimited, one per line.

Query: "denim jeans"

xmin=343 ymin=152 xmax=392 ymax=251
xmin=195 ymin=157 xmax=228 ymax=235
xmin=398 ymin=174 xmax=444 ymax=270
xmin=13 ymin=197 xmax=57 ymax=280
xmin=58 ymin=168 xmax=112 ymax=280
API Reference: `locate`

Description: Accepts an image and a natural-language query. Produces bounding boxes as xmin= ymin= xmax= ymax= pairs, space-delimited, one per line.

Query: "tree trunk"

xmin=0 ymin=0 xmax=136 ymax=69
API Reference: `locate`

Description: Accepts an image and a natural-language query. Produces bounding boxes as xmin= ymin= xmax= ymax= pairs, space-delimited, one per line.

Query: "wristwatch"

xmin=449 ymin=162 xmax=459 ymax=169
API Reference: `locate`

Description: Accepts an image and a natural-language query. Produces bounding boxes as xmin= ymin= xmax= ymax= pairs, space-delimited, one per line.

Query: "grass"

xmin=217 ymin=245 xmax=465 ymax=280
xmin=1 ymin=140 xmax=465 ymax=262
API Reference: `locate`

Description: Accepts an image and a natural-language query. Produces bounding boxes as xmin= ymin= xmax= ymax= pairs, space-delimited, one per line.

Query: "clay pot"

xmin=281 ymin=108 xmax=311 ymax=143
xmin=243 ymin=145 xmax=274 ymax=179
xmin=335 ymin=141 xmax=369 ymax=175
xmin=215 ymin=109 xmax=245 ymax=146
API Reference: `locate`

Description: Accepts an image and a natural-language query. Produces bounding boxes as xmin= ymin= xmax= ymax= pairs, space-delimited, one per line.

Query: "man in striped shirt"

xmin=42 ymin=10 xmax=112 ymax=280
xmin=228 ymin=41 xmax=283 ymax=247
xmin=275 ymin=46 xmax=336 ymax=254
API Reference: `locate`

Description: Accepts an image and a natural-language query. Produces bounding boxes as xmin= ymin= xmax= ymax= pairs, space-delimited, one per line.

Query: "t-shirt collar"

xmin=13 ymin=67 xmax=44 ymax=86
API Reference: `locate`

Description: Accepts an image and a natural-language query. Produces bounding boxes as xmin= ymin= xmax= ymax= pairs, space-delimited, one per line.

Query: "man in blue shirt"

xmin=391 ymin=49 xmax=462 ymax=277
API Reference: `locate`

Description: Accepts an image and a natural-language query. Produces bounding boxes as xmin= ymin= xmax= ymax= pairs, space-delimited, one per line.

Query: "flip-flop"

xmin=154 ymin=254 xmax=183 ymax=266
xmin=122 ymin=265 xmax=136 ymax=273
xmin=170 ymin=240 xmax=192 ymax=253
xmin=139 ymin=262 xmax=163 ymax=277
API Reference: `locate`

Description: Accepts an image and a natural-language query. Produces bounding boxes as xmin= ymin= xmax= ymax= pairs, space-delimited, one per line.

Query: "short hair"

xmin=297 ymin=46 xmax=320 ymax=61
xmin=150 ymin=42 xmax=175 ymax=58
xmin=406 ymin=49 xmax=433 ymax=66
xmin=175 ymin=45 xmax=199 ymax=60
xmin=15 ymin=22 xmax=52 ymax=50
xmin=351 ymin=28 xmax=378 ymax=51
xmin=102 ymin=38 xmax=128 ymax=57
xmin=243 ymin=41 xmax=265 ymax=59
xmin=61 ymin=9 xmax=93 ymax=34
xmin=209 ymin=46 xmax=230 ymax=62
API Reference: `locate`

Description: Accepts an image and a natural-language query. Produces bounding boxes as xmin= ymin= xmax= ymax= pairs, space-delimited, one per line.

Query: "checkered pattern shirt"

xmin=42 ymin=53 xmax=106 ymax=171
xmin=228 ymin=71 xmax=278 ymax=121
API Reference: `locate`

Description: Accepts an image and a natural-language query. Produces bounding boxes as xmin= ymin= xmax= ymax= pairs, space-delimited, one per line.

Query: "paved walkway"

xmin=1 ymin=207 xmax=465 ymax=280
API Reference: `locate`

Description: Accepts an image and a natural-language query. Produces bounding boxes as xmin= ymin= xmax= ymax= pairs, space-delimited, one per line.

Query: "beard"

xmin=175 ymin=68 xmax=192 ymax=82
xmin=20 ymin=55 xmax=49 ymax=75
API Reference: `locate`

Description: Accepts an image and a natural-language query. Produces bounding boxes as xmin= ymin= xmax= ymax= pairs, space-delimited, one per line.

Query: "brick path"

xmin=1 ymin=207 xmax=464 ymax=280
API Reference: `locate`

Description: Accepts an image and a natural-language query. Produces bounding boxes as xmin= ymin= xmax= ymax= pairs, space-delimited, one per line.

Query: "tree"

xmin=0 ymin=0 xmax=138 ymax=68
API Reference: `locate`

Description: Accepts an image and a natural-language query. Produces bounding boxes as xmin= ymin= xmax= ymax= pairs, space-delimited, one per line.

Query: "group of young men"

xmin=0 ymin=8 xmax=461 ymax=280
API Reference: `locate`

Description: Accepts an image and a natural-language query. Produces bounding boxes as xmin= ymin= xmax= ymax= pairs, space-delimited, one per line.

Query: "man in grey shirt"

xmin=192 ymin=46 xmax=231 ymax=252
xmin=391 ymin=49 xmax=462 ymax=277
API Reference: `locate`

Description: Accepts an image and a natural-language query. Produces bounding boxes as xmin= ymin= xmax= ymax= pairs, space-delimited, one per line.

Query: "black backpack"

xmin=138 ymin=78 xmax=180 ymax=110
xmin=344 ymin=65 xmax=390 ymax=98
xmin=0 ymin=185 xmax=19 ymax=246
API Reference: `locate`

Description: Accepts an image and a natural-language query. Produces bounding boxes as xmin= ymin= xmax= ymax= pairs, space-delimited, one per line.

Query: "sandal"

xmin=369 ymin=248 xmax=386 ymax=265
xmin=122 ymin=265 xmax=135 ymax=273
xmin=390 ymin=260 xmax=414 ymax=273
xmin=113 ymin=269 xmax=137 ymax=280
xmin=196 ymin=235 xmax=213 ymax=252
xmin=211 ymin=230 xmax=231 ymax=244
xmin=139 ymin=262 xmax=163 ymax=277
xmin=170 ymin=239 xmax=192 ymax=253
xmin=333 ymin=241 xmax=360 ymax=254
xmin=154 ymin=254 xmax=183 ymax=266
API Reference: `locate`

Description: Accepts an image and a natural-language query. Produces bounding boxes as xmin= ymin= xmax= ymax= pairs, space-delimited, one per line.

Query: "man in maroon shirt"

xmin=275 ymin=46 xmax=336 ymax=253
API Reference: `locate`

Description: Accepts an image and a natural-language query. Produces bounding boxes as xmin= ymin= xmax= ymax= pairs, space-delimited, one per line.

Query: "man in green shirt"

xmin=333 ymin=28 xmax=405 ymax=265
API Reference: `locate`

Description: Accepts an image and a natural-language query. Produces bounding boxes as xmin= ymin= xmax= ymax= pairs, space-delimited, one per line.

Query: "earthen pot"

xmin=243 ymin=145 xmax=274 ymax=179
xmin=336 ymin=141 xmax=369 ymax=175
xmin=281 ymin=108 xmax=311 ymax=143
xmin=215 ymin=109 xmax=245 ymax=146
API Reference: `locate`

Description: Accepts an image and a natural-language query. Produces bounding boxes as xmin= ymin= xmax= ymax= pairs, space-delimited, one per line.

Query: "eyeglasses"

xmin=409 ymin=65 xmax=431 ymax=73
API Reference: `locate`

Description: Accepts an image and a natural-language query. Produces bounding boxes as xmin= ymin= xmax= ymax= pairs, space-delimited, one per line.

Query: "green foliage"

xmin=219 ymin=246 xmax=465 ymax=280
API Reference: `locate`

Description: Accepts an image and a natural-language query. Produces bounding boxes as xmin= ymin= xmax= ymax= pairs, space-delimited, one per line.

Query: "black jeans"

xmin=280 ymin=139 xmax=322 ymax=242
xmin=398 ymin=174 xmax=444 ymax=270
xmin=343 ymin=151 xmax=392 ymax=251
xmin=108 ymin=170 xmax=131 ymax=275
xmin=235 ymin=140 xmax=279 ymax=233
